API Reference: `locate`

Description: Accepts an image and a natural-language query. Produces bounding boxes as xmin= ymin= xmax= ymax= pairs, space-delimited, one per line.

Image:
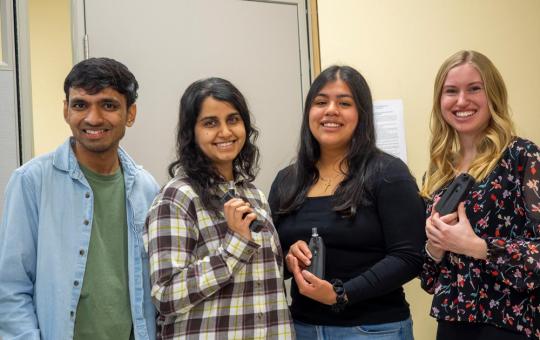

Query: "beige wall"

xmin=317 ymin=0 xmax=540 ymax=339
xmin=29 ymin=0 xmax=72 ymax=155
xmin=0 ymin=13 xmax=3 ymax=59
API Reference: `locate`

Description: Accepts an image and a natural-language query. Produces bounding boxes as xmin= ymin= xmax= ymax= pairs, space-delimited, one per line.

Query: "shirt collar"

xmin=51 ymin=137 xmax=142 ymax=179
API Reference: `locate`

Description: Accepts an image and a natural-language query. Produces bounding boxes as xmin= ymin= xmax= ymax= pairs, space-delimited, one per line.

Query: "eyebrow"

xmin=68 ymin=97 xmax=121 ymax=103
xmin=198 ymin=112 xmax=240 ymax=121
xmin=443 ymin=81 xmax=484 ymax=87
xmin=314 ymin=93 xmax=353 ymax=98
xmin=68 ymin=96 xmax=87 ymax=101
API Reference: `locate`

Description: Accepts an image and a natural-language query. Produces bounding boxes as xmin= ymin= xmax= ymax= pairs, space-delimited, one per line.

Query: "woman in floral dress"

xmin=420 ymin=50 xmax=540 ymax=339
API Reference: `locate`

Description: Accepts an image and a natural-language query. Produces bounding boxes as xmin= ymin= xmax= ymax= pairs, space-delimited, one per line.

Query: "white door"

xmin=73 ymin=0 xmax=312 ymax=193
xmin=0 ymin=0 xmax=20 ymax=212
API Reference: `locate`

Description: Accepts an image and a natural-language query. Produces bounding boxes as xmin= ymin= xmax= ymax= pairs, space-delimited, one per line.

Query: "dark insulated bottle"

xmin=307 ymin=227 xmax=325 ymax=279
xmin=220 ymin=182 xmax=263 ymax=232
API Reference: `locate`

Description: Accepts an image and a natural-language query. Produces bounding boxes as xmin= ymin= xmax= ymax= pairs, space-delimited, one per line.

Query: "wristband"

xmin=425 ymin=242 xmax=443 ymax=263
xmin=330 ymin=279 xmax=348 ymax=313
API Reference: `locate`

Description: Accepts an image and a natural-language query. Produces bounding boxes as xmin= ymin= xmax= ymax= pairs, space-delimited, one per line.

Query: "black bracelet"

xmin=330 ymin=279 xmax=348 ymax=313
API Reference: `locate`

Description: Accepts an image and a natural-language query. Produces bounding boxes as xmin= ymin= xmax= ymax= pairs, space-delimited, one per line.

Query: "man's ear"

xmin=126 ymin=104 xmax=137 ymax=127
xmin=63 ymin=100 xmax=69 ymax=122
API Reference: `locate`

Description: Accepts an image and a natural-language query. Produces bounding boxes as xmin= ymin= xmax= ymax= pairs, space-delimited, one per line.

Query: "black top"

xmin=268 ymin=153 xmax=426 ymax=326
xmin=420 ymin=137 xmax=540 ymax=338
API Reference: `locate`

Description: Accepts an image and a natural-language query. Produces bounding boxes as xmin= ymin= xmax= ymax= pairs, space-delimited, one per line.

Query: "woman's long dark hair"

xmin=277 ymin=65 xmax=382 ymax=217
xmin=168 ymin=77 xmax=260 ymax=210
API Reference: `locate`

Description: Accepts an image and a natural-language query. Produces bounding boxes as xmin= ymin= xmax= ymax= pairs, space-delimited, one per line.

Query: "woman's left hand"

xmin=428 ymin=202 xmax=487 ymax=259
xmin=291 ymin=264 xmax=337 ymax=305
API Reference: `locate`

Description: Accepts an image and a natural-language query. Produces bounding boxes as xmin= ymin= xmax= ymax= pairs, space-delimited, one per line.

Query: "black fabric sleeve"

xmin=268 ymin=168 xmax=294 ymax=280
xmin=344 ymin=158 xmax=426 ymax=304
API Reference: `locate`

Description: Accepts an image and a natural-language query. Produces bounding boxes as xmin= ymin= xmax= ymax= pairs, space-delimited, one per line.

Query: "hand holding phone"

xmin=435 ymin=173 xmax=475 ymax=216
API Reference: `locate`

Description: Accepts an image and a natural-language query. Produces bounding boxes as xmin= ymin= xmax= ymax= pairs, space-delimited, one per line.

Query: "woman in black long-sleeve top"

xmin=268 ymin=65 xmax=426 ymax=340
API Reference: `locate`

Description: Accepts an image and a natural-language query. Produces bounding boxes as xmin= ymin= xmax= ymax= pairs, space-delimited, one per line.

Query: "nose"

xmin=218 ymin=124 xmax=233 ymax=138
xmin=84 ymin=105 xmax=104 ymax=125
xmin=456 ymin=91 xmax=469 ymax=107
xmin=325 ymin=100 xmax=339 ymax=115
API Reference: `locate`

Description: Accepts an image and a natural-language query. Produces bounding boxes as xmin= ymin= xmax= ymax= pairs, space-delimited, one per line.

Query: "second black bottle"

xmin=307 ymin=227 xmax=325 ymax=279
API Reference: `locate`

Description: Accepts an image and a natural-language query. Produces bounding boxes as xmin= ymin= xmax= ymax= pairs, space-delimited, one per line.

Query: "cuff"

xmin=422 ymin=243 xmax=442 ymax=267
xmin=222 ymin=229 xmax=260 ymax=264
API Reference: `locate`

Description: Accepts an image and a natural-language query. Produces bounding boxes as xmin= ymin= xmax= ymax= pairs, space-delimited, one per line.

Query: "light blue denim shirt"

xmin=0 ymin=138 xmax=159 ymax=340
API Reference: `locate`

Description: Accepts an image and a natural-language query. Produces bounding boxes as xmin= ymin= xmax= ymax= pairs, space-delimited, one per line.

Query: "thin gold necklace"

xmin=319 ymin=173 xmax=342 ymax=193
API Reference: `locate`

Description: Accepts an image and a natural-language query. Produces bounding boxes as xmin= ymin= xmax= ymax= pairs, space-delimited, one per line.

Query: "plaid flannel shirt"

xmin=144 ymin=176 xmax=294 ymax=339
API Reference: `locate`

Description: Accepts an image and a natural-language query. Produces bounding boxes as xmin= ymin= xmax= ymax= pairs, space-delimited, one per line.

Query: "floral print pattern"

xmin=421 ymin=137 xmax=540 ymax=338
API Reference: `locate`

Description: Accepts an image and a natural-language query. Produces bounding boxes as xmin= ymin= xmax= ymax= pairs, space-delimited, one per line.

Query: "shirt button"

xmin=74 ymin=280 xmax=79 ymax=287
xmin=85 ymin=192 xmax=90 ymax=198
xmin=258 ymin=312 xmax=263 ymax=319
xmin=83 ymin=220 xmax=89 ymax=225
xmin=79 ymin=249 xmax=85 ymax=256
xmin=70 ymin=311 xmax=75 ymax=318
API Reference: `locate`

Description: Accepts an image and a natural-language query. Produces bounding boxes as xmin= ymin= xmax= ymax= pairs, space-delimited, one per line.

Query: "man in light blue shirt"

xmin=0 ymin=58 xmax=159 ymax=340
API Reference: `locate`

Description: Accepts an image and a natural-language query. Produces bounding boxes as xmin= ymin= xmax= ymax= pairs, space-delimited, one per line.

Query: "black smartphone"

xmin=221 ymin=189 xmax=263 ymax=232
xmin=435 ymin=173 xmax=475 ymax=215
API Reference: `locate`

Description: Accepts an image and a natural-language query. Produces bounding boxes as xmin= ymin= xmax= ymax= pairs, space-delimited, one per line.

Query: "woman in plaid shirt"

xmin=144 ymin=78 xmax=294 ymax=339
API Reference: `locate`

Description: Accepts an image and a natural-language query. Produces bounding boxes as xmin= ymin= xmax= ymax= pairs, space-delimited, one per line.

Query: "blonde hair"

xmin=421 ymin=50 xmax=515 ymax=198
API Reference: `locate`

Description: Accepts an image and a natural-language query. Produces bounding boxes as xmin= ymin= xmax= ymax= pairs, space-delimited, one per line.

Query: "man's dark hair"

xmin=63 ymin=57 xmax=139 ymax=107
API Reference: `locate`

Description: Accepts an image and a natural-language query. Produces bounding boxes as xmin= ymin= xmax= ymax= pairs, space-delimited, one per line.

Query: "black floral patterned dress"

xmin=421 ymin=137 xmax=540 ymax=338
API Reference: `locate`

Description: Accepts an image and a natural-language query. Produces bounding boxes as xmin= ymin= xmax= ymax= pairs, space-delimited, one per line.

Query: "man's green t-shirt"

xmin=74 ymin=164 xmax=133 ymax=340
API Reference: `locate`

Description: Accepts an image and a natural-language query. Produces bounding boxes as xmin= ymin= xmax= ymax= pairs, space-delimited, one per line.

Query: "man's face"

xmin=64 ymin=87 xmax=136 ymax=160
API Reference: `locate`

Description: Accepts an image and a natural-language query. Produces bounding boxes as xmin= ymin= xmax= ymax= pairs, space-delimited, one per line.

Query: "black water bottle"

xmin=307 ymin=227 xmax=325 ymax=279
xmin=220 ymin=182 xmax=263 ymax=232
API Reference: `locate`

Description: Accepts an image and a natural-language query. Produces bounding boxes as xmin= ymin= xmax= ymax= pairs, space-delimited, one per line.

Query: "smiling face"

xmin=194 ymin=96 xmax=246 ymax=180
xmin=64 ymin=86 xmax=135 ymax=164
xmin=308 ymin=79 xmax=359 ymax=154
xmin=440 ymin=63 xmax=491 ymax=142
